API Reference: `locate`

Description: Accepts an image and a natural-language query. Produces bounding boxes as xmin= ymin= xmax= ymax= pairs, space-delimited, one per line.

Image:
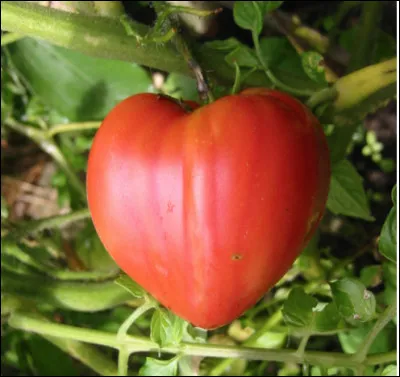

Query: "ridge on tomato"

xmin=86 ymin=88 xmax=331 ymax=330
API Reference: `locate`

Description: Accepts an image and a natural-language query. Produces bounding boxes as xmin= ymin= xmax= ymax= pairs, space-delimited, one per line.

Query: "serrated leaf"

xmin=301 ymin=51 xmax=328 ymax=85
xmin=379 ymin=185 xmax=397 ymax=263
xmin=150 ymin=310 xmax=185 ymax=346
xmin=139 ymin=356 xmax=179 ymax=376
xmin=327 ymin=159 xmax=374 ymax=221
xmin=331 ymin=278 xmax=376 ymax=323
xmin=150 ymin=309 xmax=171 ymax=346
xmin=114 ymin=274 xmax=145 ymax=299
xmin=225 ymin=46 xmax=259 ymax=67
xmin=282 ymin=288 xmax=318 ymax=329
xmin=233 ymin=1 xmax=263 ymax=35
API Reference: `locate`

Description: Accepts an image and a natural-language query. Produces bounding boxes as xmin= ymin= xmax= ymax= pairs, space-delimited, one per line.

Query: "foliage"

xmin=0 ymin=1 xmax=397 ymax=376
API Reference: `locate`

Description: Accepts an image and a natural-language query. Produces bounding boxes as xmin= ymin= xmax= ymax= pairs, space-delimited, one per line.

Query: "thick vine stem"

xmin=8 ymin=311 xmax=397 ymax=370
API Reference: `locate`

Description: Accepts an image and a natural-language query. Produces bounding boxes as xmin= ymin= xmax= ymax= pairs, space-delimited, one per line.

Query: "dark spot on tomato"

xmin=231 ymin=254 xmax=243 ymax=261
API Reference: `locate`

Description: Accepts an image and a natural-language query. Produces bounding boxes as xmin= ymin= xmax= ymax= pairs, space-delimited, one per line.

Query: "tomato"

xmin=87 ymin=88 xmax=331 ymax=329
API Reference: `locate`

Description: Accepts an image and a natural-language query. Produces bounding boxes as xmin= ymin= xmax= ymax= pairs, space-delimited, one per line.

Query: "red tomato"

xmin=87 ymin=89 xmax=331 ymax=329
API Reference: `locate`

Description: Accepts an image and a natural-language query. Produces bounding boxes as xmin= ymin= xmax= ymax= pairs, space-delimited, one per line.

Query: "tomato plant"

xmin=1 ymin=1 xmax=397 ymax=376
xmin=87 ymin=89 xmax=331 ymax=329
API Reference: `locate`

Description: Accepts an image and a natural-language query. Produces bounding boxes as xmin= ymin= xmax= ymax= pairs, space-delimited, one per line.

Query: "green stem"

xmin=48 ymin=122 xmax=101 ymax=137
xmin=5 ymin=118 xmax=86 ymax=200
xmin=306 ymin=87 xmax=338 ymax=109
xmin=353 ymin=301 xmax=397 ymax=362
xmin=210 ymin=310 xmax=282 ymax=376
xmin=252 ymin=30 xmax=314 ymax=97
xmin=231 ymin=62 xmax=241 ymax=95
xmin=1 ymin=31 xmax=25 ymax=46
xmin=18 ymin=208 xmax=91 ymax=234
xmin=8 ymin=311 xmax=397 ymax=369
xmin=296 ymin=333 xmax=311 ymax=358
xmin=0 ymin=1 xmax=268 ymax=88
xmin=117 ymin=302 xmax=155 ymax=376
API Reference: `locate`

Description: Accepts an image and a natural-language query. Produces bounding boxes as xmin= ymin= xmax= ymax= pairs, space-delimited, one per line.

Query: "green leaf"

xmin=257 ymin=1 xmax=283 ymax=15
xmin=150 ymin=309 xmax=185 ymax=347
xmin=1 ymin=195 xmax=9 ymax=219
xmin=382 ymin=262 xmax=397 ymax=310
xmin=204 ymin=38 xmax=242 ymax=51
xmin=331 ymin=278 xmax=376 ymax=323
xmin=225 ymin=46 xmax=259 ymax=68
xmin=381 ymin=365 xmax=398 ymax=376
xmin=314 ymin=302 xmax=341 ymax=332
xmin=27 ymin=335 xmax=79 ymax=376
xmin=163 ymin=73 xmax=199 ymax=102
xmin=327 ymin=159 xmax=374 ymax=221
xmin=282 ymin=288 xmax=318 ymax=329
xmin=150 ymin=309 xmax=171 ymax=346
xmin=338 ymin=322 xmax=395 ymax=355
xmin=114 ymin=274 xmax=145 ymax=299
xmin=139 ymin=356 xmax=179 ymax=376
xmin=301 ymin=51 xmax=328 ymax=85
xmin=253 ymin=331 xmax=286 ymax=349
xmin=233 ymin=1 xmax=263 ymax=35
xmin=259 ymin=37 xmax=293 ymax=68
xmin=379 ymin=185 xmax=397 ymax=263
xmin=8 ymin=38 xmax=153 ymax=121
xmin=360 ymin=265 xmax=382 ymax=288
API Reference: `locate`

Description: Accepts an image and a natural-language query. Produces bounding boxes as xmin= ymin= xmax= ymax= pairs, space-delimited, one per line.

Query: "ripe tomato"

xmin=87 ymin=88 xmax=331 ymax=329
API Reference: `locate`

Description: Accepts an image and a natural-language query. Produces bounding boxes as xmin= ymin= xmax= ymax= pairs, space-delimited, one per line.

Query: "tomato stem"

xmin=8 ymin=310 xmax=397 ymax=370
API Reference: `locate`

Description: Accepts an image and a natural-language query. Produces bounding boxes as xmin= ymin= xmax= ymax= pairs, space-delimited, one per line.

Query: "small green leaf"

xmin=204 ymin=38 xmax=242 ymax=51
xmin=150 ymin=309 xmax=171 ymax=346
xmin=253 ymin=331 xmax=286 ymax=349
xmin=391 ymin=185 xmax=397 ymax=205
xmin=379 ymin=185 xmax=397 ymax=263
xmin=225 ymin=46 xmax=259 ymax=68
xmin=327 ymin=159 xmax=374 ymax=221
xmin=114 ymin=274 xmax=145 ymax=299
xmin=139 ymin=356 xmax=179 ymax=376
xmin=163 ymin=73 xmax=199 ymax=102
xmin=382 ymin=262 xmax=397 ymax=309
xmin=257 ymin=1 xmax=283 ymax=15
xmin=282 ymin=288 xmax=318 ymax=329
xmin=331 ymin=278 xmax=376 ymax=323
xmin=301 ymin=51 xmax=327 ymax=85
xmin=233 ymin=1 xmax=263 ymax=35
xmin=314 ymin=302 xmax=341 ymax=332
xmin=360 ymin=265 xmax=382 ymax=288
xmin=150 ymin=309 xmax=185 ymax=346
xmin=381 ymin=365 xmax=398 ymax=376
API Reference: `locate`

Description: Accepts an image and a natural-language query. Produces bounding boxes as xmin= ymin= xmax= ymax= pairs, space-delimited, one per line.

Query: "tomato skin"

xmin=87 ymin=89 xmax=330 ymax=329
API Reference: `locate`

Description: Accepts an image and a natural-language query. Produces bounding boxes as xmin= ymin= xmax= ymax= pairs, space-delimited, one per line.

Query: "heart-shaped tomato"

xmin=87 ymin=88 xmax=331 ymax=329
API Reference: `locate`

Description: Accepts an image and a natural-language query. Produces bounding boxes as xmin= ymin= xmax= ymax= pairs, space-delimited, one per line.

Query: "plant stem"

xmin=5 ymin=118 xmax=86 ymax=200
xmin=18 ymin=208 xmax=91 ymax=234
xmin=252 ymin=30 xmax=315 ymax=97
xmin=117 ymin=302 xmax=156 ymax=376
xmin=306 ymin=87 xmax=338 ymax=109
xmin=353 ymin=301 xmax=397 ymax=362
xmin=8 ymin=311 xmax=397 ymax=369
xmin=48 ymin=121 xmax=101 ymax=137
xmin=1 ymin=32 xmax=25 ymax=46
